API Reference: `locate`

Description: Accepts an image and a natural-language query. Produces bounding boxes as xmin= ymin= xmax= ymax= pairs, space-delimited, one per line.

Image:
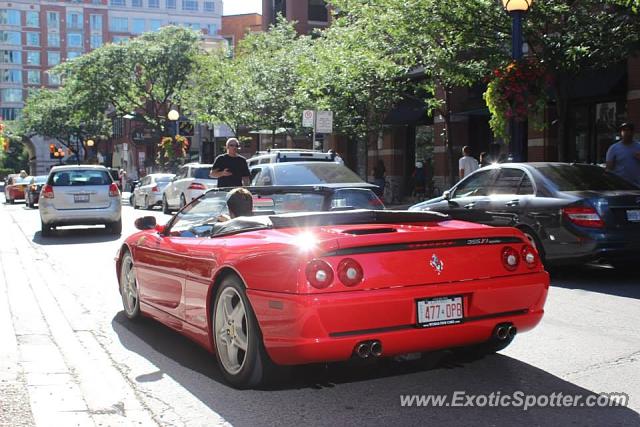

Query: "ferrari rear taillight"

xmin=42 ymin=184 xmax=54 ymax=199
xmin=188 ymin=182 xmax=206 ymax=190
xmin=151 ymin=185 xmax=159 ymax=192
xmin=305 ymin=259 xmax=334 ymax=289
xmin=108 ymin=183 xmax=120 ymax=197
xmin=562 ymin=206 xmax=604 ymax=228
xmin=521 ymin=245 xmax=538 ymax=269
xmin=501 ymin=246 xmax=520 ymax=271
xmin=337 ymin=258 xmax=364 ymax=287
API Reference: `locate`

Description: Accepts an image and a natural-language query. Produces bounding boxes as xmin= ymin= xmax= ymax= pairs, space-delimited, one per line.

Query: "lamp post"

xmin=85 ymin=139 xmax=94 ymax=163
xmin=168 ymin=109 xmax=180 ymax=139
xmin=502 ymin=0 xmax=533 ymax=162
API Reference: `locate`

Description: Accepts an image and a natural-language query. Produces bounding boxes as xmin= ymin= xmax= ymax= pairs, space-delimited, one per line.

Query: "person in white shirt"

xmin=459 ymin=146 xmax=479 ymax=179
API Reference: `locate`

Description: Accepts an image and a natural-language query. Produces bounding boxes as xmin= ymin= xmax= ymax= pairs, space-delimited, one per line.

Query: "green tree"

xmin=57 ymin=26 xmax=201 ymax=141
xmin=0 ymin=120 xmax=28 ymax=174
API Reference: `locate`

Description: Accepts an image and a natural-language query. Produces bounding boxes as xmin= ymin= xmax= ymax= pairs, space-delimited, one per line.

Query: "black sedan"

xmin=409 ymin=162 xmax=640 ymax=268
xmin=26 ymin=175 xmax=48 ymax=208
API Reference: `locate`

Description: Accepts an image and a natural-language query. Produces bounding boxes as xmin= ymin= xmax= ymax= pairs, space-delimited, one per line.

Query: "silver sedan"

xmin=132 ymin=173 xmax=175 ymax=210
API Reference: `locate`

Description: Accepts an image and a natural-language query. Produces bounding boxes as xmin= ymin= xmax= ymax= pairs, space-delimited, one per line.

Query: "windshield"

xmin=15 ymin=177 xmax=32 ymax=185
xmin=273 ymin=163 xmax=364 ymax=185
xmin=33 ymin=176 xmax=48 ymax=184
xmin=50 ymin=170 xmax=112 ymax=186
xmin=536 ymin=164 xmax=639 ymax=191
xmin=193 ymin=167 xmax=212 ymax=179
xmin=155 ymin=175 xmax=173 ymax=183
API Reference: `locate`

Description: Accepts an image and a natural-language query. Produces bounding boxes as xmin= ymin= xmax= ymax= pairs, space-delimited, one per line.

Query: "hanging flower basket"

xmin=157 ymin=135 xmax=190 ymax=170
xmin=484 ymin=58 xmax=552 ymax=142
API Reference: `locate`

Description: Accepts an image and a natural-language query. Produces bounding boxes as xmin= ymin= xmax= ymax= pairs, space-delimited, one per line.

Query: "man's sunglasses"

xmin=228 ymin=144 xmax=239 ymax=148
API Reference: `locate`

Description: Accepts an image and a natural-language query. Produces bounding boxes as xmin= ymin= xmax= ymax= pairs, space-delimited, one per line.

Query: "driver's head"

xmin=227 ymin=187 xmax=253 ymax=218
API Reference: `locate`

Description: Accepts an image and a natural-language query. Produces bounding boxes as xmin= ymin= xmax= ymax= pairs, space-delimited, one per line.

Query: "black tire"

xmin=213 ymin=274 xmax=276 ymax=388
xmin=119 ymin=251 xmax=141 ymax=320
xmin=108 ymin=219 xmax=122 ymax=235
xmin=162 ymin=195 xmax=171 ymax=214
xmin=132 ymin=193 xmax=139 ymax=209
xmin=8 ymin=197 xmax=14 ymax=204
xmin=41 ymin=221 xmax=53 ymax=237
xmin=143 ymin=196 xmax=149 ymax=210
xmin=610 ymin=261 xmax=636 ymax=272
xmin=179 ymin=194 xmax=187 ymax=210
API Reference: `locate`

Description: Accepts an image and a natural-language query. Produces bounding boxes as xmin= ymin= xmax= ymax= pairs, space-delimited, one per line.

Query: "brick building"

xmin=220 ymin=13 xmax=262 ymax=52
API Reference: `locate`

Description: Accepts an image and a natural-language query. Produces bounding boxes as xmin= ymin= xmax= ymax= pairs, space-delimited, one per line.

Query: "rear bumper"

xmin=248 ymin=272 xmax=549 ymax=365
xmin=40 ymin=200 xmax=121 ymax=225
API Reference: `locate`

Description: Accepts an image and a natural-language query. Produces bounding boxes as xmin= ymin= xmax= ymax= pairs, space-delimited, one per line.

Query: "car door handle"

xmin=464 ymin=203 xmax=476 ymax=209
xmin=505 ymin=200 xmax=520 ymax=207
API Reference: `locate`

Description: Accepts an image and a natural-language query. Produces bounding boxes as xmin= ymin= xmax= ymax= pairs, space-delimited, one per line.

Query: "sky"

xmin=223 ymin=0 xmax=262 ymax=16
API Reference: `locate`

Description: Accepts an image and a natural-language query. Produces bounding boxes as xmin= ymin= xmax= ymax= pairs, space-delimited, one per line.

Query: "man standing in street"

xmin=209 ymin=138 xmax=250 ymax=187
xmin=459 ymin=146 xmax=479 ymax=180
xmin=606 ymin=122 xmax=640 ymax=187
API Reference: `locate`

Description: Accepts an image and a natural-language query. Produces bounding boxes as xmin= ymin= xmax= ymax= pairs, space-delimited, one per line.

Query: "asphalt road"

xmin=1 ymin=195 xmax=639 ymax=426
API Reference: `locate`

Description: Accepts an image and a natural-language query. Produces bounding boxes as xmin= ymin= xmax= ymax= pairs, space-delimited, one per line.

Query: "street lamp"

xmin=168 ymin=109 xmax=180 ymax=140
xmin=502 ymin=0 xmax=533 ymax=162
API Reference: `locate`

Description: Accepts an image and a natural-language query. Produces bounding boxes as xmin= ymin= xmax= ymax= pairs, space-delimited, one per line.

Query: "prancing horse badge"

xmin=430 ymin=254 xmax=444 ymax=275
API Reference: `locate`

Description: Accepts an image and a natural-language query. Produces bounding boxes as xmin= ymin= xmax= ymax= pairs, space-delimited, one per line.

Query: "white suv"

xmin=162 ymin=163 xmax=216 ymax=213
xmin=246 ymin=149 xmax=334 ymax=168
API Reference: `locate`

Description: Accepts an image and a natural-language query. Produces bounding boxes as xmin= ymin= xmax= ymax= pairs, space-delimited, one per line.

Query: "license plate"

xmin=626 ymin=209 xmax=640 ymax=222
xmin=74 ymin=194 xmax=90 ymax=203
xmin=417 ymin=296 xmax=464 ymax=327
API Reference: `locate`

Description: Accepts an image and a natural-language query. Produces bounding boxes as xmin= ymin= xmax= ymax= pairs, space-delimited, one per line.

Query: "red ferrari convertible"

xmin=116 ymin=187 xmax=549 ymax=388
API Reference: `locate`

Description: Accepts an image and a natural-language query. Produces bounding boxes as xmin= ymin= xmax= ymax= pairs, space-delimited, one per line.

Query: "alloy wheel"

xmin=215 ymin=287 xmax=249 ymax=375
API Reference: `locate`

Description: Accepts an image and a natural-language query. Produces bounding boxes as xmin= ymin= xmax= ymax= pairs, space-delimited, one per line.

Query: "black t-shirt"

xmin=211 ymin=154 xmax=250 ymax=188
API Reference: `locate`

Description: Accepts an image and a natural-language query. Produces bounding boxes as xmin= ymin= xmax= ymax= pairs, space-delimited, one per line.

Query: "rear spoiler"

xmin=269 ymin=209 xmax=449 ymax=229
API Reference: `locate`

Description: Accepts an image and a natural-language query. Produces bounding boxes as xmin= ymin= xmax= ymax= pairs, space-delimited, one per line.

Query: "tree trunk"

xmin=554 ymin=75 xmax=570 ymax=162
xmin=442 ymin=87 xmax=456 ymax=187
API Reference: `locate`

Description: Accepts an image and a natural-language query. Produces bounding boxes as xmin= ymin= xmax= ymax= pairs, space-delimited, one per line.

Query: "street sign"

xmin=316 ymin=111 xmax=333 ymax=133
xmin=302 ymin=110 xmax=315 ymax=127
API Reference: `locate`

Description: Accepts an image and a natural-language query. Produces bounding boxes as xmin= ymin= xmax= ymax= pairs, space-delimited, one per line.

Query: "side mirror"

xmin=154 ymin=224 xmax=165 ymax=234
xmin=134 ymin=216 xmax=157 ymax=230
xmin=443 ymin=190 xmax=451 ymax=200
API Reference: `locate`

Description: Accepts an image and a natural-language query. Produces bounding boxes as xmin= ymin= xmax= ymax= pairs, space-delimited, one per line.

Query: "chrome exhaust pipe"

xmin=495 ymin=326 xmax=509 ymax=340
xmin=355 ymin=342 xmax=371 ymax=359
xmin=370 ymin=340 xmax=383 ymax=357
xmin=508 ymin=325 xmax=517 ymax=339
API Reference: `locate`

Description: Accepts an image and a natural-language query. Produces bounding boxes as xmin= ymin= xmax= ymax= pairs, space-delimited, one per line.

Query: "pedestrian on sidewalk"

xmin=606 ymin=122 xmax=640 ymax=187
xmin=459 ymin=146 xmax=479 ymax=179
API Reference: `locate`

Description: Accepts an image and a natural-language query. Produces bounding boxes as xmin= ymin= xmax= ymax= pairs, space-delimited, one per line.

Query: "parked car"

xmin=26 ymin=175 xmax=48 ymax=208
xmin=247 ymin=149 xmax=335 ymax=167
xmin=132 ymin=173 xmax=175 ymax=210
xmin=116 ymin=188 xmax=548 ymax=388
xmin=4 ymin=174 xmax=30 ymax=204
xmin=249 ymin=161 xmax=379 ymax=191
xmin=162 ymin=163 xmax=216 ymax=213
xmin=39 ymin=165 xmax=122 ymax=236
xmin=409 ymin=162 xmax=640 ymax=268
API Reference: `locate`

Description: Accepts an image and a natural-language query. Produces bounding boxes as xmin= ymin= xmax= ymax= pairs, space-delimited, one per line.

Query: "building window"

xmin=27 ymin=70 xmax=41 ymax=84
xmin=1 ymin=88 xmax=23 ymax=103
xmin=149 ymin=0 xmax=160 ymax=8
xmin=67 ymin=12 xmax=83 ymax=30
xmin=150 ymin=19 xmax=162 ymax=31
xmin=26 ymin=51 xmax=40 ymax=65
xmin=90 ymin=14 xmax=103 ymax=31
xmin=0 ymin=9 xmax=20 ymax=26
xmin=110 ymin=0 xmax=126 ymax=6
xmin=186 ymin=22 xmax=200 ymax=31
xmin=67 ymin=51 xmax=82 ymax=60
xmin=26 ymin=32 xmax=41 ymax=47
xmin=132 ymin=19 xmax=145 ymax=34
xmin=47 ymin=72 xmax=61 ymax=86
xmin=90 ymin=34 xmax=103 ymax=49
xmin=1 ymin=50 xmax=21 ymax=64
xmin=166 ymin=0 xmax=176 ymax=9
xmin=112 ymin=35 xmax=130 ymax=43
xmin=132 ymin=0 xmax=142 ymax=6
xmin=2 ymin=69 xmax=22 ymax=83
xmin=110 ymin=17 xmax=128 ymax=32
xmin=25 ymin=11 xmax=39 ymax=27
xmin=47 ymin=12 xmax=60 ymax=30
xmin=272 ymin=0 xmax=286 ymax=24
xmin=68 ymin=33 xmax=83 ymax=49
xmin=48 ymin=33 xmax=60 ymax=47
xmin=0 ymin=31 xmax=21 ymax=45
xmin=203 ymin=1 xmax=214 ymax=12
xmin=48 ymin=51 xmax=61 ymax=66
xmin=182 ymin=0 xmax=198 ymax=11
xmin=206 ymin=23 xmax=217 ymax=35
xmin=308 ymin=0 xmax=328 ymax=22
xmin=0 ymin=108 xmax=21 ymax=120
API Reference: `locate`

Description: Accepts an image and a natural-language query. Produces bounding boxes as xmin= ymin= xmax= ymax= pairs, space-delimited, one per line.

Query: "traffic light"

xmin=49 ymin=144 xmax=56 ymax=159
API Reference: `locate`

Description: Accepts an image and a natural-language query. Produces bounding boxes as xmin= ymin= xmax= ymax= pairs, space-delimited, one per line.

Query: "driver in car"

xmin=216 ymin=187 xmax=253 ymax=222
